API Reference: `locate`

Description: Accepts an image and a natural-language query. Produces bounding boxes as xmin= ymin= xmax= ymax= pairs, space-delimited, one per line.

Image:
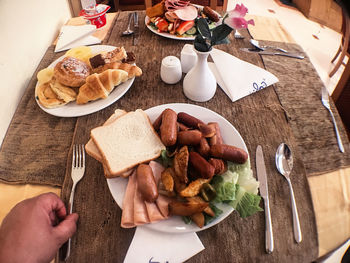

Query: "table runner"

xmin=0 ymin=13 xmax=120 ymax=187
xmin=57 ymin=11 xmax=319 ymax=262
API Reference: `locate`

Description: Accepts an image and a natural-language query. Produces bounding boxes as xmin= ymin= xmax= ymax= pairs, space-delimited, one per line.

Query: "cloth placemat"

xmin=258 ymin=40 xmax=350 ymax=175
xmin=57 ymin=11 xmax=318 ymax=263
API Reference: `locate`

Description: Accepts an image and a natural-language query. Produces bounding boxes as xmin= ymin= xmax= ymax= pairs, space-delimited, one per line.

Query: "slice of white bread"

xmin=85 ymin=109 xmax=127 ymax=162
xmin=91 ymin=109 xmax=165 ymax=177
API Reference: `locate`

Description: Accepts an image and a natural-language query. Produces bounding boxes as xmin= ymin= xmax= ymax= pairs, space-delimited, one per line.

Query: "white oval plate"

xmin=35 ymin=45 xmax=135 ymax=118
xmin=107 ymin=103 xmax=249 ymax=233
xmin=145 ymin=5 xmax=220 ymax=41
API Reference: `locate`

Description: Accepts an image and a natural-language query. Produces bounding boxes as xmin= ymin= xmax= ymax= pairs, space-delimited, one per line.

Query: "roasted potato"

xmin=179 ymin=178 xmax=210 ymax=197
xmin=190 ymin=212 xmax=205 ymax=228
xmin=173 ymin=145 xmax=189 ymax=183
xmin=187 ymin=196 xmax=215 ymax=217
xmin=169 ymin=200 xmax=208 ymax=216
xmin=161 ymin=167 xmax=175 ymax=192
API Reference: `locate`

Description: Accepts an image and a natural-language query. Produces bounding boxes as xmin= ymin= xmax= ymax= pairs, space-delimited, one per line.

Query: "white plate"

xmin=107 ymin=103 xmax=249 ymax=233
xmin=145 ymin=5 xmax=220 ymax=41
xmin=35 ymin=45 xmax=135 ymax=118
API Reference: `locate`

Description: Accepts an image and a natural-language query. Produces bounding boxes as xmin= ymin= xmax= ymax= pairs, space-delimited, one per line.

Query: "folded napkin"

xmin=209 ymin=48 xmax=279 ymax=102
xmin=54 ymin=25 xmax=101 ymax=53
xmin=124 ymin=226 xmax=204 ymax=263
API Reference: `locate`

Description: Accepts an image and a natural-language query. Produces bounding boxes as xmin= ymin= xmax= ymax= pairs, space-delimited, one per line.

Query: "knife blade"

xmin=240 ymin=48 xmax=304 ymax=59
xmin=256 ymin=145 xmax=274 ymax=254
xmin=133 ymin=12 xmax=139 ymax=46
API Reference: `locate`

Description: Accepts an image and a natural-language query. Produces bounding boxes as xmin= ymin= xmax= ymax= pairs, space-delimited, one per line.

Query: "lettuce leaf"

xmin=211 ymin=160 xmax=263 ymax=218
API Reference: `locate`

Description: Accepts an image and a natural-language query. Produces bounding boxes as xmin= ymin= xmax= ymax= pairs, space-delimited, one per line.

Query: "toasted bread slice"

xmin=91 ymin=109 xmax=165 ymax=177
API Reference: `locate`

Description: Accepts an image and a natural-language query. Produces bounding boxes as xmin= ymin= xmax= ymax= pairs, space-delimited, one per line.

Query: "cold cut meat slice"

xmin=121 ymin=172 xmax=136 ymax=228
xmin=134 ymin=179 xmax=150 ymax=225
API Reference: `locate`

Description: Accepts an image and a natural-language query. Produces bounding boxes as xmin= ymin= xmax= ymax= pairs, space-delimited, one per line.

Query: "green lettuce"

xmin=211 ymin=160 xmax=263 ymax=218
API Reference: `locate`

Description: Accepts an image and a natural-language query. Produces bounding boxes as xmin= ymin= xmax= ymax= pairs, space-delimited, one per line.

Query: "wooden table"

xmin=0 ymin=11 xmax=349 ymax=262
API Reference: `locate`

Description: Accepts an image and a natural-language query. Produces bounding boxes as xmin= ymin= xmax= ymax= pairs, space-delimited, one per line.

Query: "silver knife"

xmin=133 ymin=12 xmax=139 ymax=46
xmin=241 ymin=48 xmax=304 ymax=59
xmin=256 ymin=145 xmax=274 ymax=254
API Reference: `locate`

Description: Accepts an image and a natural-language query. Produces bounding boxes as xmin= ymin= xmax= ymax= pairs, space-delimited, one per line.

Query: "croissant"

xmin=93 ymin=62 xmax=143 ymax=78
xmin=76 ymin=69 xmax=128 ymax=104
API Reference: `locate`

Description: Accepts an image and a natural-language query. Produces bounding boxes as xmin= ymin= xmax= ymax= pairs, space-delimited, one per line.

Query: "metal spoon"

xmin=250 ymin=39 xmax=288 ymax=53
xmin=275 ymin=143 xmax=302 ymax=243
xmin=122 ymin=13 xmax=134 ymax=36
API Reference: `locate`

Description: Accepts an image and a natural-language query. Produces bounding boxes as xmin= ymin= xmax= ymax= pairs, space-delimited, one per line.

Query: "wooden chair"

xmin=330 ymin=9 xmax=350 ymax=139
xmin=145 ymin=0 xmax=228 ymax=11
xmin=329 ymin=8 xmax=349 ymax=77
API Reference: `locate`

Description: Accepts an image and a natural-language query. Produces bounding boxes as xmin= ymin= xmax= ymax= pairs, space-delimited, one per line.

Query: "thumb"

xmin=53 ymin=213 xmax=79 ymax=245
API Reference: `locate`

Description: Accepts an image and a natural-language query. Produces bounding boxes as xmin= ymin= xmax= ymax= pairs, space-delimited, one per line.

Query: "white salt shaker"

xmin=181 ymin=44 xmax=198 ymax=73
xmin=160 ymin=56 xmax=182 ymax=84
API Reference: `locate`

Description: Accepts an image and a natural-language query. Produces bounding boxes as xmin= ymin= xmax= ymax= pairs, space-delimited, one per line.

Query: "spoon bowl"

xmin=275 ymin=143 xmax=293 ymax=179
xmin=275 ymin=143 xmax=302 ymax=243
xmin=122 ymin=13 xmax=134 ymax=36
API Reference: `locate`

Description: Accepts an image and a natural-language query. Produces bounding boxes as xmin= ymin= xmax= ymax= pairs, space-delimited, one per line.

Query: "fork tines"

xmin=72 ymin=144 xmax=85 ymax=168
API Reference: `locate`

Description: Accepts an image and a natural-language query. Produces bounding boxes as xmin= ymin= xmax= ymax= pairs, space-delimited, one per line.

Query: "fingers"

xmin=53 ymin=213 xmax=79 ymax=245
xmin=37 ymin=192 xmax=67 ymax=219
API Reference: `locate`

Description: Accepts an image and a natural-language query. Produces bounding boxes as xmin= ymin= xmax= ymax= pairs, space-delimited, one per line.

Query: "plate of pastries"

xmin=35 ymin=45 xmax=142 ymax=117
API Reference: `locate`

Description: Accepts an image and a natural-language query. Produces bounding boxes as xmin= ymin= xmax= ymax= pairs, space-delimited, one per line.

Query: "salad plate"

xmin=35 ymin=45 xmax=135 ymax=118
xmin=107 ymin=103 xmax=250 ymax=233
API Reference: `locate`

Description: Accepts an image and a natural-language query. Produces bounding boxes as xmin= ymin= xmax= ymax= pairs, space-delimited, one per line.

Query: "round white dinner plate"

xmin=107 ymin=103 xmax=249 ymax=233
xmin=35 ymin=45 xmax=135 ymax=118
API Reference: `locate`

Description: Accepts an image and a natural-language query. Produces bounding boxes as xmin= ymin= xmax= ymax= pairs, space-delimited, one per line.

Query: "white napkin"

xmin=54 ymin=25 xmax=101 ymax=53
xmin=124 ymin=226 xmax=204 ymax=263
xmin=209 ymin=48 xmax=279 ymax=102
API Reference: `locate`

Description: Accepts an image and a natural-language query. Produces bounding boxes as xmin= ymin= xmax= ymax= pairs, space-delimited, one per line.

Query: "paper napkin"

xmin=54 ymin=25 xmax=101 ymax=53
xmin=209 ymin=48 xmax=279 ymax=102
xmin=124 ymin=226 xmax=204 ymax=263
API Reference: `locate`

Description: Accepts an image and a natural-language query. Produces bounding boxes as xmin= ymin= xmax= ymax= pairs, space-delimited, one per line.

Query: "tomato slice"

xmin=176 ymin=20 xmax=195 ymax=35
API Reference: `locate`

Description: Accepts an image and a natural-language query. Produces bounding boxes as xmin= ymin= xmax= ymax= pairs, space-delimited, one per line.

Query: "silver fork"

xmin=321 ymin=87 xmax=345 ymax=153
xmin=65 ymin=144 xmax=86 ymax=260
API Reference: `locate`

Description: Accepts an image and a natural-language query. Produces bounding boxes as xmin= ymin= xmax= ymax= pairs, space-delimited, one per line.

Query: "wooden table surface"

xmin=0 ymin=10 xmax=349 ymax=263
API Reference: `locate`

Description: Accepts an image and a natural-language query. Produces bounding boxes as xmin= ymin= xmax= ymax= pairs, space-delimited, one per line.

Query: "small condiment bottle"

xmin=160 ymin=56 xmax=182 ymax=84
xmin=180 ymin=44 xmax=198 ymax=73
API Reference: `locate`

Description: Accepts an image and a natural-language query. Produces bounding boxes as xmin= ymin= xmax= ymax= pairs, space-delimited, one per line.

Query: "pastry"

xmin=93 ymin=62 xmax=142 ymax=78
xmin=54 ymin=56 xmax=91 ymax=87
xmin=50 ymin=79 xmax=77 ymax=103
xmin=76 ymin=69 xmax=128 ymax=104
xmin=89 ymin=47 xmax=127 ymax=68
xmin=35 ymin=82 xmax=67 ymax=108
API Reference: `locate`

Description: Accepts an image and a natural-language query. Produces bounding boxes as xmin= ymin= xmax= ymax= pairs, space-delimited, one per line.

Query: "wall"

xmin=0 ymin=0 xmax=72 ymax=146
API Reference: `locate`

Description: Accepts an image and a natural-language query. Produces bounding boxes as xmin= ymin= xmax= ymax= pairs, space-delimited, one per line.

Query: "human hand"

xmin=0 ymin=192 xmax=78 ymax=263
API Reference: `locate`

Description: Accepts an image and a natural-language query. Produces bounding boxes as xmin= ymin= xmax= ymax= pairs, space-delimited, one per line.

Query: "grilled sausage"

xmin=209 ymin=158 xmax=227 ymax=175
xmin=197 ymin=137 xmax=211 ymax=158
xmin=208 ymin=122 xmax=223 ymax=145
xmin=177 ymin=130 xmax=202 ymax=145
xmin=160 ymin=108 xmax=177 ymax=146
xmin=153 ymin=112 xmax=163 ymax=131
xmin=210 ymin=144 xmax=248 ymax=164
xmin=177 ymin=112 xmax=204 ymax=129
xmin=136 ymin=164 xmax=158 ymax=202
xmin=189 ymin=152 xmax=215 ymax=179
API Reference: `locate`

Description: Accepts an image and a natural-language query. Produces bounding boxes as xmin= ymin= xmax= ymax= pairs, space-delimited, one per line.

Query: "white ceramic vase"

xmin=183 ymin=48 xmax=216 ymax=102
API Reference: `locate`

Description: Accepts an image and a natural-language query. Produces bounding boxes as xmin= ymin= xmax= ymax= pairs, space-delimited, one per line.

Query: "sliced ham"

xmin=149 ymin=161 xmax=173 ymax=218
xmin=121 ymin=172 xmax=136 ymax=228
xmin=174 ymin=5 xmax=198 ymax=21
xmin=145 ymin=201 xmax=165 ymax=222
xmin=134 ymin=179 xmax=150 ymax=225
